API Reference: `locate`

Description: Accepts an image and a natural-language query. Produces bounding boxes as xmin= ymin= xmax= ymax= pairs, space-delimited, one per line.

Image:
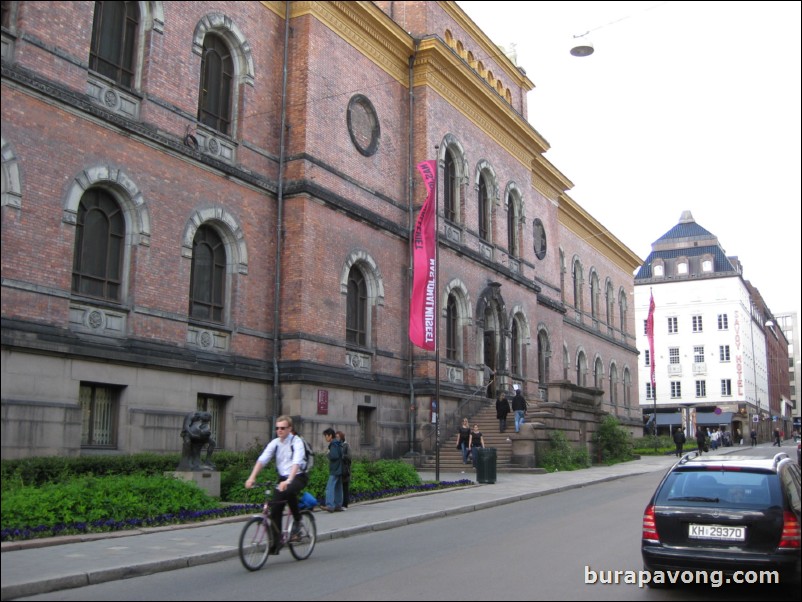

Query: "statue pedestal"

xmin=169 ymin=470 xmax=220 ymax=498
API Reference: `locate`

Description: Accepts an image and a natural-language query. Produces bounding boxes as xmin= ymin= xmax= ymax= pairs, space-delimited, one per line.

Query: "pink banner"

xmin=646 ymin=291 xmax=656 ymax=388
xmin=409 ymin=160 xmax=437 ymax=350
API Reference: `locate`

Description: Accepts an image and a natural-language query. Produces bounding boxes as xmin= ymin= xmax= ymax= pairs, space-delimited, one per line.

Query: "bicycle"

xmin=238 ymin=482 xmax=317 ymax=571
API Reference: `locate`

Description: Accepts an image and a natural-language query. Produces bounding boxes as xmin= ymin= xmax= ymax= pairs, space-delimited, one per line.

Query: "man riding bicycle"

xmin=245 ymin=415 xmax=307 ymax=552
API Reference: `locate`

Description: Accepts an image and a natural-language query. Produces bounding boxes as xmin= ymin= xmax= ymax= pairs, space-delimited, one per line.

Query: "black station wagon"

xmin=642 ymin=451 xmax=801 ymax=587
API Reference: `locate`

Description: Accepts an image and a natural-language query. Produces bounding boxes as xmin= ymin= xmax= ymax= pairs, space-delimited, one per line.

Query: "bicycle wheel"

xmin=288 ymin=511 xmax=316 ymax=560
xmin=239 ymin=516 xmax=272 ymax=571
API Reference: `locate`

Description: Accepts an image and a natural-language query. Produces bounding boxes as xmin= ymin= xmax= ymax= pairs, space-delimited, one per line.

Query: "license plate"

xmin=689 ymin=524 xmax=745 ymax=541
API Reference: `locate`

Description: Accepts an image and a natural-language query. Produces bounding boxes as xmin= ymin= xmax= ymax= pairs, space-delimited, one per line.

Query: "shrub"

xmin=595 ymin=416 xmax=635 ymax=464
xmin=538 ymin=431 xmax=591 ymax=472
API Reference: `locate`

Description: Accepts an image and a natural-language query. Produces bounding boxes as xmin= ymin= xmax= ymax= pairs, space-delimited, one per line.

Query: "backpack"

xmin=291 ymin=435 xmax=314 ymax=473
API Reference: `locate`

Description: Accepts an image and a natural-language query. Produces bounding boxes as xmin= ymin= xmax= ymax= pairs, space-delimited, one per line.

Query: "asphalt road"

xmin=19 ymin=463 xmax=799 ymax=601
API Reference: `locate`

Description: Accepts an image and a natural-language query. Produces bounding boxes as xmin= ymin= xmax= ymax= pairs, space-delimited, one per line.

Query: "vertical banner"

xmin=646 ymin=291 xmax=656 ymax=389
xmin=409 ymin=160 xmax=437 ymax=350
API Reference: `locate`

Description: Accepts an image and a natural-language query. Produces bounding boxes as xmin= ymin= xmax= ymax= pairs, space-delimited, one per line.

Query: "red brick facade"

xmin=1 ymin=1 xmax=641 ymax=460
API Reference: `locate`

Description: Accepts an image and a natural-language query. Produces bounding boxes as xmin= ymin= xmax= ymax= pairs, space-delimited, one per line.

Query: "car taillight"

xmin=779 ymin=510 xmax=800 ymax=549
xmin=642 ymin=504 xmax=660 ymax=543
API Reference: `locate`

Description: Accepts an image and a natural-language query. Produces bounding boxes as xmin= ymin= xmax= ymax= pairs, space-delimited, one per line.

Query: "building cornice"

xmin=558 ymin=193 xmax=642 ymax=273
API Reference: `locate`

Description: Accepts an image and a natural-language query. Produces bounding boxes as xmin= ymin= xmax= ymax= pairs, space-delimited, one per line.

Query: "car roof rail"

xmin=678 ymin=450 xmax=701 ymax=465
xmin=772 ymin=452 xmax=789 ymax=468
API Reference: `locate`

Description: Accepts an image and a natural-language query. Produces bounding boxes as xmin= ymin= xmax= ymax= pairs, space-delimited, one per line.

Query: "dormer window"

xmin=677 ymin=262 xmax=688 ymax=275
xmin=702 ymin=259 xmax=713 ymax=272
xmin=653 ymin=265 xmax=664 ymax=277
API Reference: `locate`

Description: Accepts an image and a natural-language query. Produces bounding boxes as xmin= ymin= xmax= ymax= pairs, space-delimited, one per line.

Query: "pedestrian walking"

xmin=322 ymin=427 xmax=343 ymax=512
xmin=336 ymin=430 xmax=351 ymax=509
xmin=496 ymin=390 xmax=510 ymax=433
xmin=468 ymin=424 xmax=485 ymax=467
xmin=455 ymin=417 xmax=471 ymax=465
xmin=750 ymin=429 xmax=757 ymax=447
xmin=773 ymin=428 xmax=781 ymax=447
xmin=511 ymin=385 xmax=527 ymax=433
xmin=673 ymin=427 xmax=686 ymax=457
xmin=695 ymin=427 xmax=706 ymax=454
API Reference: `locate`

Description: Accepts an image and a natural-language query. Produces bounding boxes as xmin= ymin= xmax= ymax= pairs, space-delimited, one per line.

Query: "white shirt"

xmin=256 ymin=434 xmax=306 ymax=477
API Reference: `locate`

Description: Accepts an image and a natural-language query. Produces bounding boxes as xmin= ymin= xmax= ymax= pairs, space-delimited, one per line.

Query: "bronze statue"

xmin=177 ymin=411 xmax=216 ymax=471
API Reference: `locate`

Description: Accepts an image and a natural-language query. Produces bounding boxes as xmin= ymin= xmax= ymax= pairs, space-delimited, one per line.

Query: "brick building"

xmin=1 ymin=1 xmax=641 ymax=460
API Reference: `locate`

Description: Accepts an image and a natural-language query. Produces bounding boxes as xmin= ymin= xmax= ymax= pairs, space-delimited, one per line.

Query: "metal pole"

xmin=434 ymin=146 xmax=441 ymax=483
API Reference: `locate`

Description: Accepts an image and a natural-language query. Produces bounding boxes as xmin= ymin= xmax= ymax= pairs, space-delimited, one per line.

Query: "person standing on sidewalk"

xmin=496 ymin=390 xmax=510 ymax=433
xmin=773 ymin=428 xmax=781 ymax=447
xmin=673 ymin=427 xmax=686 ymax=457
xmin=511 ymin=386 xmax=527 ymax=433
xmin=468 ymin=423 xmax=485 ymax=467
xmin=751 ymin=429 xmax=757 ymax=447
xmin=323 ymin=428 xmax=343 ymax=512
xmin=336 ymin=430 xmax=351 ymax=509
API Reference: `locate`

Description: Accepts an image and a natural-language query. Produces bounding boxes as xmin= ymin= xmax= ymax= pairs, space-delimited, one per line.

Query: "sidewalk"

xmin=0 ymin=445 xmax=759 ymax=600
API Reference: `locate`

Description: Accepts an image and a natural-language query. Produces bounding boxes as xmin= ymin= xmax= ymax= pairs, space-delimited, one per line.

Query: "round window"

xmin=347 ymin=95 xmax=380 ymax=156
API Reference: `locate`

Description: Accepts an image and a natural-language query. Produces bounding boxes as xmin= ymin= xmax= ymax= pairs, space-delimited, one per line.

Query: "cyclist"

xmin=245 ymin=415 xmax=307 ymax=552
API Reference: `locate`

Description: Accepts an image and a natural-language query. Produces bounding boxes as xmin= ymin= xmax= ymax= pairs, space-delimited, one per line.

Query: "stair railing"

xmin=420 ymin=379 xmax=495 ymax=454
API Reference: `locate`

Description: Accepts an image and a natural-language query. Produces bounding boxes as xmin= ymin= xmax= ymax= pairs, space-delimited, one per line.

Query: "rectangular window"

xmin=720 ymin=345 xmax=731 ymax=362
xmin=721 ymin=379 xmax=732 ymax=396
xmin=670 ymin=381 xmax=682 ymax=398
xmin=694 ymin=346 xmax=705 ymax=363
xmin=197 ymin=394 xmax=227 ymax=448
xmin=668 ymin=317 xmax=678 ymax=334
xmin=692 ymin=315 xmax=703 ymax=333
xmin=696 ymin=380 xmax=706 ymax=397
xmin=669 ymin=347 xmax=680 ymax=365
xmin=718 ymin=314 xmax=729 ymax=330
xmin=645 ymin=382 xmax=654 ymax=400
xmin=358 ymin=404 xmax=376 ymax=446
xmin=80 ymin=383 xmax=119 ymax=447
xmin=643 ymin=319 xmax=648 ymax=335
xmin=644 ymin=349 xmax=651 ymax=367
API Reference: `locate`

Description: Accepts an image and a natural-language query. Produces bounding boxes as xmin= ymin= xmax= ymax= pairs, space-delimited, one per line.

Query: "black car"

xmin=642 ymin=451 xmax=801 ymax=587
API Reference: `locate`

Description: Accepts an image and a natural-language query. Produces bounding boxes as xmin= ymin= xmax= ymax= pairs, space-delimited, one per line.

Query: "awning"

xmin=695 ymin=411 xmax=734 ymax=426
xmin=653 ymin=412 xmax=683 ymax=426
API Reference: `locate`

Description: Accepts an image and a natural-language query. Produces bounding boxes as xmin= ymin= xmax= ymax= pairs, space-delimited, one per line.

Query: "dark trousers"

xmin=269 ymin=472 xmax=309 ymax=542
xmin=342 ymin=478 xmax=350 ymax=508
xmin=675 ymin=443 xmax=683 ymax=457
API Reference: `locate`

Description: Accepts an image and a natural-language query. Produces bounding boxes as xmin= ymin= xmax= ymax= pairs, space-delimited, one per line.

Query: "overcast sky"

xmin=458 ymin=1 xmax=801 ymax=323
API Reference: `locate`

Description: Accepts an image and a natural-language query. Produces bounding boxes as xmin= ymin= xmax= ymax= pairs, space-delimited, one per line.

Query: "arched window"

xmin=510 ymin=318 xmax=521 ymax=376
xmin=189 ymin=225 xmax=226 ymax=323
xmin=623 ymin=368 xmax=632 ymax=411
xmin=72 ymin=189 xmax=125 ymax=301
xmin=576 ymin=350 xmax=587 ymax=387
xmin=590 ymin=271 xmax=600 ymax=320
xmin=346 ymin=266 xmax=367 ymax=346
xmin=537 ymin=330 xmax=550 ymax=385
xmin=89 ymin=1 xmax=139 ymax=88
xmin=507 ymin=193 xmax=518 ymax=257
xmin=594 ymin=357 xmax=604 ymax=390
xmin=198 ymin=33 xmax=234 ymax=135
xmin=446 ymin=294 xmax=458 ymax=360
xmin=619 ymin=290 xmax=628 ymax=335
xmin=609 ymin=364 xmax=619 ymax=412
xmin=444 ymin=151 xmax=457 ymax=223
xmin=478 ymin=175 xmax=490 ymax=241
xmin=572 ymin=259 xmax=583 ymax=310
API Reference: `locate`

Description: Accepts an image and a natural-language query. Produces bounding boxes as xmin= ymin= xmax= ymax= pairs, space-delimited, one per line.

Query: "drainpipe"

xmin=272 ymin=1 xmax=291 ymax=427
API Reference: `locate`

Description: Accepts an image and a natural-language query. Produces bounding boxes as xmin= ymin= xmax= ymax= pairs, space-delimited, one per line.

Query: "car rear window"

xmin=656 ymin=469 xmax=780 ymax=508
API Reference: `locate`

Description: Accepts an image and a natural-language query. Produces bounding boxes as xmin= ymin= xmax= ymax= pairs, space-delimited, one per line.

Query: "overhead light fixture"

xmin=570 ymin=33 xmax=594 ymax=57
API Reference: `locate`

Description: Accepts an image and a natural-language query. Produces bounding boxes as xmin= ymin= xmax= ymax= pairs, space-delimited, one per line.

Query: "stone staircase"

xmin=418 ymin=401 xmax=519 ymax=473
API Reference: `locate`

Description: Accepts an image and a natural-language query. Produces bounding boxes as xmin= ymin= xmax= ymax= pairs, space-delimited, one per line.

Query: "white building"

xmin=634 ymin=211 xmax=772 ymax=441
